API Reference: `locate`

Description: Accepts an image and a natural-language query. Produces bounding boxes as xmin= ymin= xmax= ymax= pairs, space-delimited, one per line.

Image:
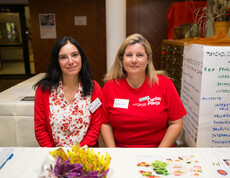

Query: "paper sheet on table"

xmin=136 ymin=152 xmax=208 ymax=177
xmin=200 ymin=149 xmax=230 ymax=177
xmin=0 ymin=149 xmax=40 ymax=177
xmin=0 ymin=148 xmax=14 ymax=168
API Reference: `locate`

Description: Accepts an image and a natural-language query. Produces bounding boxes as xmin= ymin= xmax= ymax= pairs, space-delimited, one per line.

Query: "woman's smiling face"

xmin=123 ymin=43 xmax=149 ymax=77
xmin=58 ymin=42 xmax=82 ymax=77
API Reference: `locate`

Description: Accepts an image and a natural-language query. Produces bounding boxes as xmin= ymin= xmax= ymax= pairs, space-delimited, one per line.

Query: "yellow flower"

xmin=49 ymin=143 xmax=112 ymax=176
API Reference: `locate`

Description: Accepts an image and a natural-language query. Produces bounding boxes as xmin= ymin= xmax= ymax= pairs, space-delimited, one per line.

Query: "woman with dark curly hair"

xmin=34 ymin=36 xmax=101 ymax=147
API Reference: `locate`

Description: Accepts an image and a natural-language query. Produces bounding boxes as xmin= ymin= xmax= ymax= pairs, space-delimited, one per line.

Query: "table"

xmin=0 ymin=147 xmax=230 ymax=178
xmin=0 ymin=73 xmax=45 ymax=147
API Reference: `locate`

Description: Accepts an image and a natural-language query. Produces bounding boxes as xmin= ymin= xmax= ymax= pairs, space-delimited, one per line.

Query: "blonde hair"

xmin=104 ymin=33 xmax=164 ymax=86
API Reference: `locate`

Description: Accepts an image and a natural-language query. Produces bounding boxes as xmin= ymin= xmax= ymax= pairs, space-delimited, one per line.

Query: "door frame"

xmin=0 ymin=5 xmax=31 ymax=75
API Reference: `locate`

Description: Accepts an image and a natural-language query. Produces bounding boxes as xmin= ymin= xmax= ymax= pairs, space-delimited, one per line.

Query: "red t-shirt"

xmin=101 ymin=75 xmax=186 ymax=147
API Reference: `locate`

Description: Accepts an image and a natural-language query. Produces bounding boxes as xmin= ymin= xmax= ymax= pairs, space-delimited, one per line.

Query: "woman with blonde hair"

xmin=101 ymin=33 xmax=186 ymax=147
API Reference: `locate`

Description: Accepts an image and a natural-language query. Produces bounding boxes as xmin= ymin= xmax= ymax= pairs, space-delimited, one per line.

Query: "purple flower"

xmin=51 ymin=156 xmax=109 ymax=178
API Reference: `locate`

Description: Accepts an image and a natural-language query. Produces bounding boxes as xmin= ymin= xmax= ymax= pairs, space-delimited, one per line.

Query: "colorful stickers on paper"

xmin=137 ymin=154 xmax=204 ymax=177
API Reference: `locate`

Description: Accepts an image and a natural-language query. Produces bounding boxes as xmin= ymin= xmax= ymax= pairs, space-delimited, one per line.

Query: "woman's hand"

xmin=158 ymin=118 xmax=183 ymax=147
xmin=101 ymin=124 xmax=116 ymax=147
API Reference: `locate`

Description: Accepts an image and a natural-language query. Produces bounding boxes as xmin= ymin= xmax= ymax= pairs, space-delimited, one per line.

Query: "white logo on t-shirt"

xmin=133 ymin=97 xmax=161 ymax=107
xmin=148 ymin=97 xmax=161 ymax=106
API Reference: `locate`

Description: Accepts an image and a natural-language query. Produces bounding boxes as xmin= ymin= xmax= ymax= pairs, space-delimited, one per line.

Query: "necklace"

xmin=126 ymin=78 xmax=145 ymax=89
xmin=62 ymin=87 xmax=78 ymax=104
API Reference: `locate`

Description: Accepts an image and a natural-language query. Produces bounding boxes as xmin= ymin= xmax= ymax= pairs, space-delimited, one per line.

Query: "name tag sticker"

xmin=139 ymin=96 xmax=150 ymax=102
xmin=113 ymin=99 xmax=129 ymax=109
xmin=89 ymin=97 xmax=102 ymax=113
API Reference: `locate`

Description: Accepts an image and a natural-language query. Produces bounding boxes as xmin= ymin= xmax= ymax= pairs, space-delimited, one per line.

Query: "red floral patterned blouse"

xmin=49 ymin=81 xmax=91 ymax=147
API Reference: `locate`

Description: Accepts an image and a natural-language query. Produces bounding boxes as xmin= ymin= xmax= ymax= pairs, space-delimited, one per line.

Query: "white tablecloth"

xmin=0 ymin=73 xmax=45 ymax=147
xmin=0 ymin=147 xmax=230 ymax=178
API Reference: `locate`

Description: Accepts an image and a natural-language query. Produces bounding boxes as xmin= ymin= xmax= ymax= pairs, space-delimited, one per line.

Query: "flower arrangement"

xmin=226 ymin=6 xmax=230 ymax=21
xmin=206 ymin=0 xmax=229 ymax=22
xmin=40 ymin=144 xmax=111 ymax=178
xmin=50 ymin=156 xmax=109 ymax=177
xmin=191 ymin=0 xmax=230 ymax=36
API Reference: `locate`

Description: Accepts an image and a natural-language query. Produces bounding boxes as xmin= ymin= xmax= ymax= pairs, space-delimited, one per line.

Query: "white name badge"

xmin=113 ymin=99 xmax=129 ymax=109
xmin=89 ymin=97 xmax=102 ymax=113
